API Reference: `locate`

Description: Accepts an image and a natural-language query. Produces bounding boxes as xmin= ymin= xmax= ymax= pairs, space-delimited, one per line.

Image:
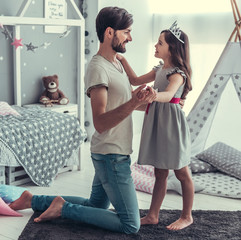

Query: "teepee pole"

xmin=233 ymin=0 xmax=241 ymax=41
xmin=229 ymin=0 xmax=241 ymax=41
xmin=229 ymin=27 xmax=236 ymax=41
xmin=233 ymin=0 xmax=241 ymax=19
xmin=235 ymin=31 xmax=239 ymax=41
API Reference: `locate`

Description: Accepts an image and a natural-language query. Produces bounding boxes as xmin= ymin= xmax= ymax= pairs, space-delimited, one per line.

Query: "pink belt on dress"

xmin=169 ymin=98 xmax=181 ymax=104
xmin=145 ymin=98 xmax=181 ymax=115
xmin=145 ymin=103 xmax=151 ymax=114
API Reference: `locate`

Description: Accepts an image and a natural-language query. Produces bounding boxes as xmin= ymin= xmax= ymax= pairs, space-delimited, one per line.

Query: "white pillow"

xmin=0 ymin=102 xmax=20 ymax=116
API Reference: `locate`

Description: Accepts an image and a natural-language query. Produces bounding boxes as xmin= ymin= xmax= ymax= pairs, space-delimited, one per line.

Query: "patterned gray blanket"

xmin=0 ymin=106 xmax=86 ymax=186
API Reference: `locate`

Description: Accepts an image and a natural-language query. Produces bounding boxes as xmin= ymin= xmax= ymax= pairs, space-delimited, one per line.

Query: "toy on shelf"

xmin=39 ymin=74 xmax=69 ymax=107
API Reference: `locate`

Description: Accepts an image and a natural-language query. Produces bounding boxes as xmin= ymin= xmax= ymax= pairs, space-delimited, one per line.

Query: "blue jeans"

xmin=31 ymin=153 xmax=140 ymax=234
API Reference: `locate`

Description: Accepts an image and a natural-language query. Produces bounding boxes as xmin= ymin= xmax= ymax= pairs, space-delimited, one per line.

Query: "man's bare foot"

xmin=9 ymin=191 xmax=33 ymax=210
xmin=166 ymin=216 xmax=193 ymax=230
xmin=141 ymin=215 xmax=159 ymax=225
xmin=34 ymin=196 xmax=65 ymax=223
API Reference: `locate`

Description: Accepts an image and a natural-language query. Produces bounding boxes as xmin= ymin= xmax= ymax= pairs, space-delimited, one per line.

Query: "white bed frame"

xmin=0 ymin=0 xmax=85 ymax=185
xmin=0 ymin=0 xmax=85 ymax=171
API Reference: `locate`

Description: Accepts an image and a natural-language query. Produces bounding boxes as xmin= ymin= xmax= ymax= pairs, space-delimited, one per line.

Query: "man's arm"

xmin=90 ymin=85 xmax=156 ymax=133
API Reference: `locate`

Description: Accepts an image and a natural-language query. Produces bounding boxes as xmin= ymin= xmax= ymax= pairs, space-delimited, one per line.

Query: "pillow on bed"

xmin=0 ymin=197 xmax=22 ymax=216
xmin=189 ymin=156 xmax=217 ymax=173
xmin=0 ymin=185 xmax=27 ymax=203
xmin=196 ymin=142 xmax=241 ymax=180
xmin=0 ymin=101 xmax=20 ymax=116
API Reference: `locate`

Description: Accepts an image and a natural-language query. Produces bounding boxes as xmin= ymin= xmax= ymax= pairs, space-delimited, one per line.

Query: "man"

xmin=10 ymin=7 xmax=156 ymax=234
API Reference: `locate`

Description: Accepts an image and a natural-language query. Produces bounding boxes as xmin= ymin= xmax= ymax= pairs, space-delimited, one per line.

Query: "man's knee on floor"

xmin=123 ymin=220 xmax=140 ymax=234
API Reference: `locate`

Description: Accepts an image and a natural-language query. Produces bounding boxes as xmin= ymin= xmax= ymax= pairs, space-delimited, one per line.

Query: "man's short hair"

xmin=96 ymin=6 xmax=133 ymax=43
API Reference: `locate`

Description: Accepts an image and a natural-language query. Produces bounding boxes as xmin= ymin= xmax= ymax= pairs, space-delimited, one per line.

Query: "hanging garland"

xmin=0 ymin=23 xmax=71 ymax=52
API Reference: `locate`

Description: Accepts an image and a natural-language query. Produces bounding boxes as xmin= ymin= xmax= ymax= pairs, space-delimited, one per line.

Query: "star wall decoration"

xmin=59 ymin=28 xmax=71 ymax=38
xmin=1 ymin=25 xmax=72 ymax=52
xmin=40 ymin=42 xmax=52 ymax=49
xmin=25 ymin=42 xmax=38 ymax=52
xmin=11 ymin=38 xmax=23 ymax=49
xmin=1 ymin=27 xmax=12 ymax=40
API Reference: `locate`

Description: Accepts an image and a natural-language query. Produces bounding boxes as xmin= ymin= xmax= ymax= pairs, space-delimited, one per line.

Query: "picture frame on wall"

xmin=44 ymin=0 xmax=67 ymax=33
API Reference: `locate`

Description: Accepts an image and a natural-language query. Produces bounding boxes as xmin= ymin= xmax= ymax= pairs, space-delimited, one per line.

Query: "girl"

xmin=118 ymin=21 xmax=194 ymax=230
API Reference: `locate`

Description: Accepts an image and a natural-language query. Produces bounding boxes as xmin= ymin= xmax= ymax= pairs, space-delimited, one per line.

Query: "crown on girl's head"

xmin=168 ymin=21 xmax=184 ymax=44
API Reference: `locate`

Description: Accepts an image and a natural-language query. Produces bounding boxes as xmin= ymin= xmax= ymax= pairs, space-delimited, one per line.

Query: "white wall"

xmin=84 ymin=0 xmax=241 ymax=142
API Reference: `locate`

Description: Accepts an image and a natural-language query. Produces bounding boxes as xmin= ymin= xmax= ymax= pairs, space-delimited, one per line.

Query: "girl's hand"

xmin=135 ymin=86 xmax=157 ymax=103
xmin=116 ymin=54 xmax=124 ymax=61
xmin=144 ymin=86 xmax=157 ymax=103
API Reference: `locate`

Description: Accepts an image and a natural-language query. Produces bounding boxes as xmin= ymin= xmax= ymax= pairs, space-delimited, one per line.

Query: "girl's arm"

xmin=155 ymin=73 xmax=184 ymax=103
xmin=117 ymin=54 xmax=155 ymax=86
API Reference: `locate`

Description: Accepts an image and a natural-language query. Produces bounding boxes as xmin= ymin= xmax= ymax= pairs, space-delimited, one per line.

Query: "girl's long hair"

xmin=161 ymin=30 xmax=192 ymax=99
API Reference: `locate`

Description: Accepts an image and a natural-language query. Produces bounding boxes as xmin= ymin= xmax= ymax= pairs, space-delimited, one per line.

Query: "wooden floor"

xmin=0 ymin=139 xmax=241 ymax=240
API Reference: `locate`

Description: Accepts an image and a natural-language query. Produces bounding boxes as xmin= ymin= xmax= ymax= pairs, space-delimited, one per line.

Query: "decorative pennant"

xmin=59 ymin=28 xmax=71 ymax=38
xmin=1 ymin=27 xmax=12 ymax=40
xmin=25 ymin=42 xmax=38 ymax=52
xmin=40 ymin=42 xmax=52 ymax=49
xmin=1 ymin=26 xmax=71 ymax=52
xmin=11 ymin=38 xmax=23 ymax=49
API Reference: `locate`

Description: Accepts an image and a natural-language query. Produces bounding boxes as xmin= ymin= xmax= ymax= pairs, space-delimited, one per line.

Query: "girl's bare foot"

xmin=34 ymin=196 xmax=65 ymax=223
xmin=166 ymin=216 xmax=193 ymax=230
xmin=141 ymin=215 xmax=159 ymax=225
xmin=9 ymin=191 xmax=33 ymax=210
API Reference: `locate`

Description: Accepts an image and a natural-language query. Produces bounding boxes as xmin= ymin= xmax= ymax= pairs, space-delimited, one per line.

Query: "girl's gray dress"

xmin=137 ymin=64 xmax=191 ymax=170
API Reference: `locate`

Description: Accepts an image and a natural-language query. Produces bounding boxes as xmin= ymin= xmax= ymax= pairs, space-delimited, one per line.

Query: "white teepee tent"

xmin=187 ymin=0 xmax=241 ymax=156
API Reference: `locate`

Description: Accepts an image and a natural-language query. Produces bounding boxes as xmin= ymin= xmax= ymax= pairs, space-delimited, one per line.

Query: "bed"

xmin=0 ymin=103 xmax=86 ymax=187
xmin=131 ymin=142 xmax=241 ymax=199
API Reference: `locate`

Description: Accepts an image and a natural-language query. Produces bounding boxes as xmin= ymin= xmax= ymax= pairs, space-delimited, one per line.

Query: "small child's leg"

xmin=167 ymin=166 xmax=194 ymax=230
xmin=141 ymin=168 xmax=169 ymax=225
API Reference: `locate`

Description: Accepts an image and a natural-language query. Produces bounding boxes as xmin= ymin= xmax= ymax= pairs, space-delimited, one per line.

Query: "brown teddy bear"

xmin=39 ymin=74 xmax=69 ymax=106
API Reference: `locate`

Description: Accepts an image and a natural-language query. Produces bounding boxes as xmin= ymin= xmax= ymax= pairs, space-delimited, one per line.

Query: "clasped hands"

xmin=132 ymin=85 xmax=157 ymax=106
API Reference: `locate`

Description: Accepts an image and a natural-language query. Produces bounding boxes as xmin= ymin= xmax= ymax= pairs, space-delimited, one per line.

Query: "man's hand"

xmin=131 ymin=85 xmax=156 ymax=108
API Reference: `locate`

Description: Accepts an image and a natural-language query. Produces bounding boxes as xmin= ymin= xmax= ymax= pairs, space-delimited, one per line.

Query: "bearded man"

xmin=9 ymin=6 xmax=156 ymax=234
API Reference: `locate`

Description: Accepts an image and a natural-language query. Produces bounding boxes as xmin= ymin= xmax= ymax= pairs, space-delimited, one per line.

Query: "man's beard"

xmin=111 ymin=35 xmax=127 ymax=53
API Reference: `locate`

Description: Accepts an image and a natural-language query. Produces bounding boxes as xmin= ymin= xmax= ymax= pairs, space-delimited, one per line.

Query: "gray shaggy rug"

xmin=18 ymin=209 xmax=241 ymax=240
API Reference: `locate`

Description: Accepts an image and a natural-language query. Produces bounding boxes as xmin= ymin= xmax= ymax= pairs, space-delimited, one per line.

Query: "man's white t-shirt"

xmin=85 ymin=55 xmax=133 ymax=155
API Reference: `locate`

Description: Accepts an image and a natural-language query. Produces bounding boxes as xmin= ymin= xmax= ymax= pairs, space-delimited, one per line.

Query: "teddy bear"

xmin=39 ymin=74 xmax=69 ymax=106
